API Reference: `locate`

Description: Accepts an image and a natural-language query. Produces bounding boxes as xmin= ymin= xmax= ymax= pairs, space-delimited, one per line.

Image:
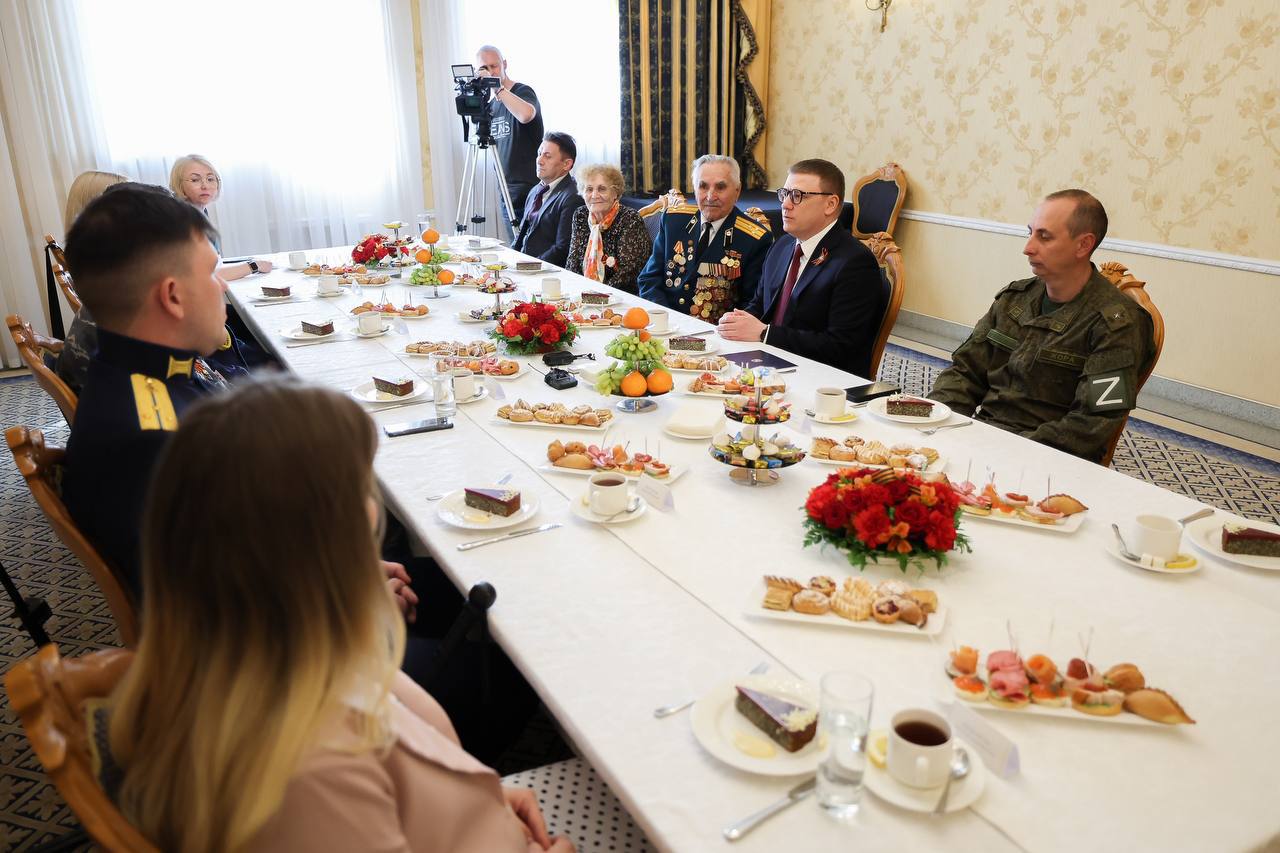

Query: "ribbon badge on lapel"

xmin=810 ymin=248 xmax=829 ymax=267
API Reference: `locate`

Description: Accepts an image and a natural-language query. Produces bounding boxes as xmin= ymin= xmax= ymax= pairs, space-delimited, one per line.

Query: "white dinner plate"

xmin=250 ymin=294 xmax=296 ymax=304
xmin=509 ymin=263 xmax=551 ymax=275
xmin=457 ymin=311 xmax=499 ymax=324
xmin=354 ymin=323 xmax=394 ymax=338
xmin=435 ymin=362 xmax=526 ymax=381
xmin=573 ymin=297 xmax=621 ymax=309
xmin=863 ymin=733 xmax=985 ymax=813
xmin=690 ymin=674 xmax=823 ymax=776
xmin=380 ymin=311 xmax=433 ymax=320
xmin=745 ymin=588 xmax=947 ymax=637
xmin=1184 ymin=514 xmax=1280 ymax=571
xmin=280 ymin=324 xmax=337 ymax=341
xmin=436 ymin=488 xmax=539 ymax=530
xmin=866 ymin=397 xmax=954 ymax=425
xmin=570 ymin=493 xmax=648 ymax=524
xmin=954 ymin=690 xmax=1165 ymax=728
xmin=1103 ymin=538 xmax=1200 ymax=574
xmin=961 ymin=506 xmax=1088 ymax=534
xmin=492 ymin=413 xmax=612 ymax=432
xmin=662 ymin=423 xmax=717 ymax=440
xmin=349 ymin=380 xmax=430 ymax=405
xmin=576 ymin=321 xmax=628 ymax=332
xmin=539 ymin=461 xmax=685 ymax=483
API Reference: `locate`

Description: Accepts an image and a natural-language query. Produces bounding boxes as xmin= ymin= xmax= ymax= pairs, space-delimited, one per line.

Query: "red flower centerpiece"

xmin=352 ymin=234 xmax=411 ymax=266
xmin=489 ymin=301 xmax=579 ymax=354
xmin=802 ymin=467 xmax=970 ymax=572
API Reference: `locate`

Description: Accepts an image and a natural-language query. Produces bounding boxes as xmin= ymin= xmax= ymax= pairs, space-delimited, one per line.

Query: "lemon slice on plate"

xmin=866 ymin=730 xmax=888 ymax=769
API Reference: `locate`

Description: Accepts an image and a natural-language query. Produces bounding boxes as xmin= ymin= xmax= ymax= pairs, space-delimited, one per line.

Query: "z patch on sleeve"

xmin=1086 ymin=371 xmax=1133 ymax=412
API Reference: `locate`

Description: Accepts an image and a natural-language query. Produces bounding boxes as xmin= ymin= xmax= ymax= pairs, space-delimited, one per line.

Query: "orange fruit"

xmin=620 ymin=370 xmax=648 ymax=397
xmin=421 ymin=228 xmax=440 ymax=245
xmin=415 ymin=247 xmax=433 ymax=264
xmin=645 ymin=368 xmax=673 ymax=395
xmin=638 ymin=330 xmax=651 ymax=342
xmin=437 ymin=268 xmax=455 ymax=284
xmin=622 ymin=307 xmax=650 ymax=330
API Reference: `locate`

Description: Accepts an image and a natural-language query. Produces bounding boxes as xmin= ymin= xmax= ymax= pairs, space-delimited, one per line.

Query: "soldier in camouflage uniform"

xmin=637 ymin=154 xmax=772 ymax=322
xmin=930 ymin=190 xmax=1155 ymax=463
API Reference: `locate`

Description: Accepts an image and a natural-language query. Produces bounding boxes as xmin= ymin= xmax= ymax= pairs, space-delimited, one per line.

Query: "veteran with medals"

xmin=638 ymin=154 xmax=772 ymax=322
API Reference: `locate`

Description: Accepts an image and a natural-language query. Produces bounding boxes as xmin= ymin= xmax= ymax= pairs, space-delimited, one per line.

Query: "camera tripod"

xmin=453 ymin=120 xmax=518 ymax=240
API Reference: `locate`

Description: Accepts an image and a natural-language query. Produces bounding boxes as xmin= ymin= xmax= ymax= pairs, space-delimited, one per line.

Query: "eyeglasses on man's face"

xmin=776 ymin=187 xmax=838 ymax=205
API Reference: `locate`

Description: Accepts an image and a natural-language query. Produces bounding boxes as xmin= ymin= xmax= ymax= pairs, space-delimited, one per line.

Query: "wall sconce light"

xmin=866 ymin=0 xmax=893 ymax=32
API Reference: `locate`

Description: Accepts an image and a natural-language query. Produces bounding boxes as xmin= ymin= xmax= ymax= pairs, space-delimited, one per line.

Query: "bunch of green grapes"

xmin=594 ymin=362 xmax=631 ymax=394
xmin=430 ymin=249 xmax=452 ymax=264
xmin=604 ymin=333 xmax=667 ymax=362
xmin=410 ymin=263 xmax=441 ymax=285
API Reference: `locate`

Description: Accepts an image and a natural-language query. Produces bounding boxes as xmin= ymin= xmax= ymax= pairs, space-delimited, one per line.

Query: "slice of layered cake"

xmin=515 ymin=261 xmax=542 ymax=271
xmin=300 ymin=319 xmax=334 ymax=336
xmin=668 ymin=335 xmax=707 ymax=352
xmin=1222 ymin=523 xmax=1280 ymax=557
xmin=885 ymin=395 xmax=935 ymax=417
xmin=261 ymin=285 xmax=291 ymax=297
xmin=464 ymin=487 xmax=522 ymax=517
xmin=581 ymin=291 xmax=611 ymax=305
xmin=734 ymin=685 xmax=818 ymax=752
xmin=371 ymin=376 xmax=415 ymax=397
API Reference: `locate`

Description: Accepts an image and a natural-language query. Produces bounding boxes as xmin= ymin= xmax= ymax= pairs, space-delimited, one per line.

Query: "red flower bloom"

xmin=539 ymin=322 xmax=560 ymax=344
xmin=805 ymin=483 xmax=837 ymax=522
xmin=853 ymin=505 xmax=891 ymax=546
xmin=894 ymin=499 xmax=929 ymax=532
xmin=923 ymin=510 xmax=957 ymax=551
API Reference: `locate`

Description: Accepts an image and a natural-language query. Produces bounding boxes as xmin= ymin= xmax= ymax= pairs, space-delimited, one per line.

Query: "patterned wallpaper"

xmin=767 ymin=0 xmax=1280 ymax=259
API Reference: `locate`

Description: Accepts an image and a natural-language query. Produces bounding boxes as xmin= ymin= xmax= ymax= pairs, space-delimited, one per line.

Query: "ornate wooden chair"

xmin=7 ymin=314 xmax=77 ymax=426
xmin=5 ymin=644 xmax=155 ymax=853
xmin=45 ymin=236 xmax=81 ymax=314
xmin=861 ymin=232 xmax=906 ymax=379
xmin=1097 ymin=261 xmax=1165 ymax=467
xmin=6 ymin=426 xmax=139 ymax=646
xmin=851 ymin=162 xmax=908 ymax=239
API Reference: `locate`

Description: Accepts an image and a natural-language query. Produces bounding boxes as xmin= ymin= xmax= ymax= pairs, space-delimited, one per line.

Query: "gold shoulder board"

xmin=667 ymin=204 xmax=699 ymax=215
xmin=130 ymin=375 xmax=179 ymax=431
xmin=734 ymin=216 xmax=767 ymax=240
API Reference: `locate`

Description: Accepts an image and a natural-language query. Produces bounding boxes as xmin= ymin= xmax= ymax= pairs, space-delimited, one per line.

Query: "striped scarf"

xmin=583 ymin=200 xmax=622 ymax=282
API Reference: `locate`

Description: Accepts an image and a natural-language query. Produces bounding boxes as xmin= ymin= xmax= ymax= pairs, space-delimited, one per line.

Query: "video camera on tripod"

xmin=451 ymin=64 xmax=501 ymax=144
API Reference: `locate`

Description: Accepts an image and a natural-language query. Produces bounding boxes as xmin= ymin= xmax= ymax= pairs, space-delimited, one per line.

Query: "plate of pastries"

xmin=495 ymin=400 xmax=614 ymax=430
xmin=749 ymin=576 xmax=946 ymax=636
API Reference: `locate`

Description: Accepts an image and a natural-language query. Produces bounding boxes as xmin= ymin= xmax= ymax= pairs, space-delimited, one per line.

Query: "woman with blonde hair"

xmin=564 ymin=164 xmax=651 ymax=294
xmin=63 ymin=170 xmax=128 ymax=233
xmin=169 ymin=153 xmax=270 ymax=279
xmin=106 ymin=378 xmax=570 ymax=853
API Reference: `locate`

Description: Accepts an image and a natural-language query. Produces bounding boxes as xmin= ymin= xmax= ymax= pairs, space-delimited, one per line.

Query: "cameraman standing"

xmin=476 ymin=45 xmax=543 ymax=236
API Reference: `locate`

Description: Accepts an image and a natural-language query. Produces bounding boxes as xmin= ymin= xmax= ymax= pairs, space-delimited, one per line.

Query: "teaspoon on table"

xmin=1111 ymin=524 xmax=1142 ymax=561
xmin=932 ymin=747 xmax=971 ymax=815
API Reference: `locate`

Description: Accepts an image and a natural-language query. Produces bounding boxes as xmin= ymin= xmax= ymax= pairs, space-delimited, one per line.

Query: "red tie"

xmin=772 ymin=242 xmax=805 ymax=324
xmin=526 ymin=183 xmax=549 ymax=218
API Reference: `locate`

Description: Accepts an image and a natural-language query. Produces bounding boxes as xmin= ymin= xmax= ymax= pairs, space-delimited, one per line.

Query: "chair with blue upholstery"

xmin=851 ymin=162 xmax=908 ymax=240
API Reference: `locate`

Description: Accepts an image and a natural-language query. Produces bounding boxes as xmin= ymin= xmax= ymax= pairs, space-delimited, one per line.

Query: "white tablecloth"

xmin=228 ymin=246 xmax=1280 ymax=853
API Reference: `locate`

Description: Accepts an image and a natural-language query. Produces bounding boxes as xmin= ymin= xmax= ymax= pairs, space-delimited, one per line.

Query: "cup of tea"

xmin=886 ymin=709 xmax=953 ymax=788
xmin=357 ymin=313 xmax=384 ymax=335
xmin=814 ymin=387 xmax=846 ymax=418
xmin=317 ymin=274 xmax=341 ymax=295
xmin=1132 ymin=514 xmax=1181 ymax=560
xmin=649 ymin=308 xmax=669 ymax=333
xmin=542 ymin=277 xmax=562 ymax=299
xmin=451 ymin=368 xmax=477 ymax=401
xmin=587 ymin=472 xmax=628 ymax=516
xmin=287 ymin=251 xmax=308 ymax=270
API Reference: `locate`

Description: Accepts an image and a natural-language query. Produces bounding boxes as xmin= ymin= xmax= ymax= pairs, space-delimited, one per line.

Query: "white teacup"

xmin=317 ymin=274 xmax=341 ymax=295
xmin=649 ymin=308 xmax=669 ymax=333
xmin=357 ymin=313 xmax=384 ymax=334
xmin=814 ymin=387 xmax=846 ymax=418
xmin=287 ymin=251 xmax=307 ymax=270
xmin=587 ymin=472 xmax=629 ymax=516
xmin=542 ymin=277 xmax=562 ymax=299
xmin=451 ymin=368 xmax=477 ymax=401
xmin=1132 ymin=514 xmax=1181 ymax=560
xmin=886 ymin=709 xmax=953 ymax=789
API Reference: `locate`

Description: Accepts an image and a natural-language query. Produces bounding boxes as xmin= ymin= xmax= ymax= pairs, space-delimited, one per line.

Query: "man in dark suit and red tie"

xmin=718 ymin=159 xmax=885 ymax=378
xmin=511 ymin=131 xmax=584 ymax=268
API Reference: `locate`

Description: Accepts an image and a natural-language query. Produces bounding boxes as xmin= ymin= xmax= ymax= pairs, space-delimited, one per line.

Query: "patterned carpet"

xmin=0 ymin=347 xmax=1277 ymax=849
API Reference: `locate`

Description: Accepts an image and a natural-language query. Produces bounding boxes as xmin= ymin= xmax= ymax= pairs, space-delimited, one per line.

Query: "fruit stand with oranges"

xmin=595 ymin=308 xmax=674 ymax=398
xmin=408 ymin=230 xmax=456 ymax=287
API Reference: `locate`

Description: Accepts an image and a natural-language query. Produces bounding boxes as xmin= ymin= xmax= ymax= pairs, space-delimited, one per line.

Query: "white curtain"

xmin=421 ymin=0 xmax=621 ymax=233
xmin=0 ymin=0 xmax=110 ymax=366
xmin=75 ymin=0 xmax=424 ymax=258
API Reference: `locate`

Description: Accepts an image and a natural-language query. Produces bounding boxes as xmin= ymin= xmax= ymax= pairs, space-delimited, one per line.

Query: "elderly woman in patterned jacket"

xmin=564 ymin=164 xmax=652 ymax=294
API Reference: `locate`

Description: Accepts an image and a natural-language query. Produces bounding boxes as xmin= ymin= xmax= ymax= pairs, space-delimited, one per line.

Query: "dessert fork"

xmin=917 ymin=421 xmax=972 ymax=436
xmin=653 ymin=661 xmax=768 ymax=718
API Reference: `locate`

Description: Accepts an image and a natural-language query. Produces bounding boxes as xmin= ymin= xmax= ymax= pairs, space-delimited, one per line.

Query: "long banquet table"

xmin=228 ymin=244 xmax=1280 ymax=853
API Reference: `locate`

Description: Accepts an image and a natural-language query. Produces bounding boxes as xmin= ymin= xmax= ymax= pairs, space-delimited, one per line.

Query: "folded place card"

xmin=636 ymin=477 xmax=675 ymax=512
xmin=943 ymin=699 xmax=1020 ymax=779
xmin=485 ymin=377 xmax=507 ymax=400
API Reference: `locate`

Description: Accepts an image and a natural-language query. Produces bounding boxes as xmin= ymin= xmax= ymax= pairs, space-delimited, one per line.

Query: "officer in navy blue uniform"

xmin=61 ymin=186 xmax=235 ymax=595
xmin=637 ymin=155 xmax=772 ymax=322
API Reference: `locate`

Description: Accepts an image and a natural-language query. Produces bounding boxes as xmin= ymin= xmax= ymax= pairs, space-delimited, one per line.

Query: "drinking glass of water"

xmin=816 ymin=670 xmax=874 ymax=819
xmin=429 ymin=364 xmax=456 ymax=418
